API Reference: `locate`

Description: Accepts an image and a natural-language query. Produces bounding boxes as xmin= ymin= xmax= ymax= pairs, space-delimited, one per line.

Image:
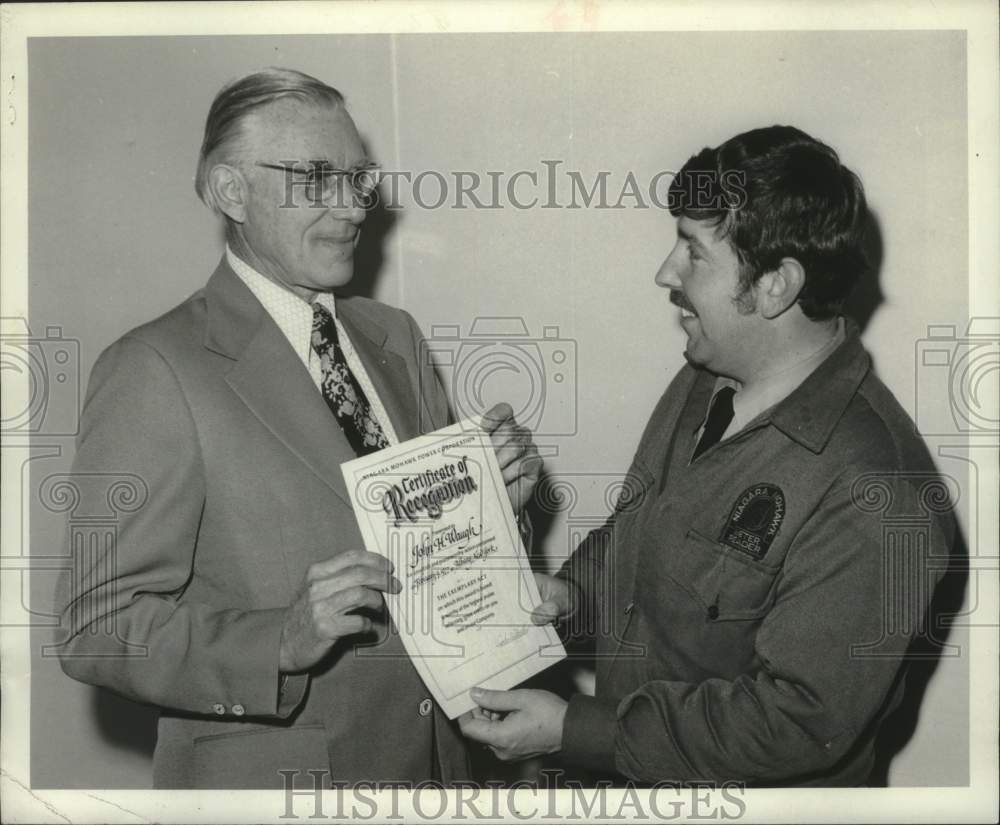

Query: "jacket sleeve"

xmin=55 ymin=336 xmax=307 ymax=718
xmin=561 ymin=471 xmax=953 ymax=782
xmin=554 ymin=518 xmax=614 ymax=644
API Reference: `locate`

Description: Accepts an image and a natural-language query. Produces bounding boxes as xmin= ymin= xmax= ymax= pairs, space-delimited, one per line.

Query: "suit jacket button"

xmin=419 ymin=698 xmax=433 ymax=717
xmin=707 ymin=605 xmax=720 ymax=620
xmin=212 ymin=703 xmax=226 ymax=715
xmin=232 ymin=704 xmax=246 ymax=716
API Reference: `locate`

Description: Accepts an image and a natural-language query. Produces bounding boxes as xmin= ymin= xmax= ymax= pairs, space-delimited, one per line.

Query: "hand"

xmin=459 ymin=688 xmax=568 ymax=761
xmin=480 ymin=402 xmax=543 ymax=515
xmin=531 ymin=572 xmax=573 ymax=626
xmin=279 ymin=549 xmax=401 ymax=672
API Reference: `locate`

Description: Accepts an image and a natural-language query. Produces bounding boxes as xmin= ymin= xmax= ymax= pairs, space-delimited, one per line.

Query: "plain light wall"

xmin=27 ymin=32 xmax=969 ymax=788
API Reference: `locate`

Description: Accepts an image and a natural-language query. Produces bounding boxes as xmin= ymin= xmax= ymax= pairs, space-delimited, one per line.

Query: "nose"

xmin=655 ymin=242 xmax=684 ymax=289
xmin=325 ymin=191 xmax=367 ymax=226
xmin=321 ymin=178 xmax=368 ymax=225
xmin=332 ymin=200 xmax=367 ymax=226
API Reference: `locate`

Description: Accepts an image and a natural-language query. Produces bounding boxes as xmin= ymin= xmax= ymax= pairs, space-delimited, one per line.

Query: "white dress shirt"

xmin=226 ymin=245 xmax=399 ymax=445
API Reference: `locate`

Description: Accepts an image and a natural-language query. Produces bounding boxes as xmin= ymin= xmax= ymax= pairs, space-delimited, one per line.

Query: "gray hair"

xmin=194 ymin=67 xmax=345 ymax=212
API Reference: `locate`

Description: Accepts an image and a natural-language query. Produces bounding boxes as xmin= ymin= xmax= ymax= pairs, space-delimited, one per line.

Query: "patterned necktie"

xmin=692 ymin=386 xmax=737 ymax=461
xmin=311 ymin=302 xmax=389 ymax=456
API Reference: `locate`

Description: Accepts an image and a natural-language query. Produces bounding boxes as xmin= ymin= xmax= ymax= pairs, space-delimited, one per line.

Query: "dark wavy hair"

xmin=668 ymin=125 xmax=869 ymax=320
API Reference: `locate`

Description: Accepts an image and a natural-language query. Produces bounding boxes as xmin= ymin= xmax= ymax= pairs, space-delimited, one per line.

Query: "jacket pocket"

xmin=192 ymin=724 xmax=329 ymax=789
xmin=663 ymin=528 xmax=781 ymax=621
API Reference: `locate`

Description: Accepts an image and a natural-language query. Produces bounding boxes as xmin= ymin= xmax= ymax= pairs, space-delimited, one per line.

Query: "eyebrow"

xmin=676 ymin=225 xmax=709 ymax=254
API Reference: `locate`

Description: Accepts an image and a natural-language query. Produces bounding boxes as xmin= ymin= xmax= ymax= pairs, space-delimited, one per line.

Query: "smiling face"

xmin=228 ymin=99 xmax=368 ymax=300
xmin=655 ymin=215 xmax=766 ymax=380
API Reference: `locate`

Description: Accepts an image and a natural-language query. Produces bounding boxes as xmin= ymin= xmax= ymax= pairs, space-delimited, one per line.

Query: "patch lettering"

xmin=719 ymin=483 xmax=785 ymax=560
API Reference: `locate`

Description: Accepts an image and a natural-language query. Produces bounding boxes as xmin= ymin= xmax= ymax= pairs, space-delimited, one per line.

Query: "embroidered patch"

xmin=719 ymin=484 xmax=786 ymax=560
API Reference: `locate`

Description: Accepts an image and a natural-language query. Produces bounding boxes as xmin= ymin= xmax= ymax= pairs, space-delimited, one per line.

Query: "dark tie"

xmin=311 ymin=302 xmax=389 ymax=456
xmin=692 ymin=386 xmax=737 ymax=461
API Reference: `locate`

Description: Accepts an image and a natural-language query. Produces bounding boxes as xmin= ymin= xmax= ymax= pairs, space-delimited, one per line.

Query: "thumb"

xmin=470 ymin=687 xmax=525 ymax=712
xmin=480 ymin=402 xmax=514 ymax=434
xmin=531 ymin=600 xmax=561 ymax=625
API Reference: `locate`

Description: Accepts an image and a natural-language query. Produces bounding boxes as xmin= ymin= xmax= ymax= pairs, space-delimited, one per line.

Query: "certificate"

xmin=341 ymin=420 xmax=566 ymax=718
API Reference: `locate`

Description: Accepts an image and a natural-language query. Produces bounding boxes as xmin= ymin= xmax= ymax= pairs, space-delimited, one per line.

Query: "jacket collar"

xmin=202 ymin=258 xmax=391 ymax=360
xmin=203 ymin=257 xmax=265 ymax=360
xmin=767 ymin=319 xmax=870 ymax=453
xmin=685 ymin=318 xmax=870 ymax=455
xmin=200 ymin=258 xmax=411 ymax=505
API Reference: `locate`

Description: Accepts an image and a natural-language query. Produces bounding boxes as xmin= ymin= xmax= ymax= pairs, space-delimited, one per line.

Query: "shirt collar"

xmin=225 ymin=245 xmax=337 ymax=314
xmin=717 ymin=318 xmax=846 ymax=433
xmin=695 ymin=317 xmax=868 ymax=454
xmin=225 ymin=245 xmax=337 ymax=362
xmin=768 ymin=319 xmax=870 ymax=453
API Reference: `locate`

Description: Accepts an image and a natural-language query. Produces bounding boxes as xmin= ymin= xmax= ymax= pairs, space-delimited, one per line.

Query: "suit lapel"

xmin=338 ymin=302 xmax=421 ymax=442
xmin=203 ymin=261 xmax=425 ymax=504
xmin=204 ymin=261 xmax=355 ymax=506
xmin=226 ymin=319 xmax=357 ymax=506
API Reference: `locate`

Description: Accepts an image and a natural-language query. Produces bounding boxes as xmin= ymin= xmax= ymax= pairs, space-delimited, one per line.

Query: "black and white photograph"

xmin=1 ymin=1 xmax=997 ymax=822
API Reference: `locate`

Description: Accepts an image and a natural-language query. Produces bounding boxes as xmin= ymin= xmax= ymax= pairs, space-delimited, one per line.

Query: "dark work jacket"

xmin=558 ymin=323 xmax=954 ymax=786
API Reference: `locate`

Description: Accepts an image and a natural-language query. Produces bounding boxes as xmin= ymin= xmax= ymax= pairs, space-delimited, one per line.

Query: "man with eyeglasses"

xmin=56 ymin=67 xmax=541 ymax=789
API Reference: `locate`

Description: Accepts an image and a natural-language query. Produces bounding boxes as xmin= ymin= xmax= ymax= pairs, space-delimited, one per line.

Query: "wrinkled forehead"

xmin=241 ymin=98 xmax=366 ymax=166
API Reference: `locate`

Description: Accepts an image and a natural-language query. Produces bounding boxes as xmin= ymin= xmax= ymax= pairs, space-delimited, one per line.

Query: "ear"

xmin=756 ymin=257 xmax=806 ymax=319
xmin=207 ymin=164 xmax=249 ymax=224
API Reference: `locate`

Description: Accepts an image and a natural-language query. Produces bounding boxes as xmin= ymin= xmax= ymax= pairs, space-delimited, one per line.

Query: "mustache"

xmin=669 ymin=290 xmax=696 ymax=313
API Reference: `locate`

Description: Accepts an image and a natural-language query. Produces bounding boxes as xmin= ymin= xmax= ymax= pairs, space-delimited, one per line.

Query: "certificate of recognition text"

xmin=341 ymin=420 xmax=566 ymax=718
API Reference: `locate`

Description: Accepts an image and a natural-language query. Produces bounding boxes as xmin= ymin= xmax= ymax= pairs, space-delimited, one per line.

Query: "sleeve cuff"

xmin=228 ymin=607 xmax=308 ymax=718
xmin=277 ymin=672 xmax=309 ymax=717
xmin=561 ymin=693 xmax=618 ymax=772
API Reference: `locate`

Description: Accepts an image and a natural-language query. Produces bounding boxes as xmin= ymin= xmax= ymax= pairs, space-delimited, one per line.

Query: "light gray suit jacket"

xmin=57 ymin=259 xmax=471 ymax=788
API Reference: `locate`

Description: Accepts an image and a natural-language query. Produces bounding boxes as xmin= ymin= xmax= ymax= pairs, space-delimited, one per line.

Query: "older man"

xmin=462 ymin=125 xmax=953 ymax=786
xmin=57 ymin=68 xmax=540 ymax=789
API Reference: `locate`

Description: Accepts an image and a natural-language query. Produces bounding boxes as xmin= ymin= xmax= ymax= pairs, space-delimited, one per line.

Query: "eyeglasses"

xmin=255 ymin=160 xmax=382 ymax=208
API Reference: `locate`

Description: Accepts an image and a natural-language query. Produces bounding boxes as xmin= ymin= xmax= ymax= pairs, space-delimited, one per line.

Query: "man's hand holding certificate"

xmin=341 ymin=406 xmax=563 ymax=719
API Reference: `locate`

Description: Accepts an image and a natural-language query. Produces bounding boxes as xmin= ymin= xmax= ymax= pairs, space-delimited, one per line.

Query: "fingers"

xmin=457 ymin=715 xmax=494 ymax=743
xmin=492 ymin=425 xmax=534 ymax=469
xmin=480 ymin=402 xmax=514 ymax=434
xmin=325 ymin=612 xmax=372 ymax=637
xmin=467 ymin=705 xmax=501 ymax=723
xmin=306 ymin=563 xmax=402 ymax=601
xmin=281 ymin=552 xmax=397 ymax=672
xmin=308 ymin=586 xmax=382 ymax=639
xmin=307 ymin=549 xmax=393 ymax=582
xmin=500 ymin=450 xmax=542 ymax=486
xmin=531 ymin=600 xmax=561 ymax=625
xmin=469 ymin=687 xmax=527 ymax=713
xmin=327 ymin=583 xmax=387 ymax=614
